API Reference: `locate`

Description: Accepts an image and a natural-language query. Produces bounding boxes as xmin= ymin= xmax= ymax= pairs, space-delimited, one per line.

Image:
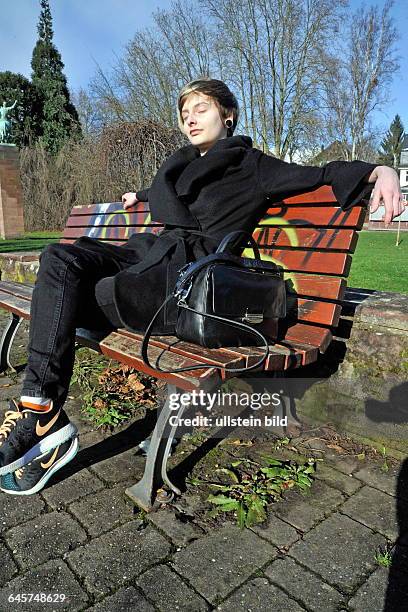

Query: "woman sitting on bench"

xmin=0 ymin=77 xmax=403 ymax=495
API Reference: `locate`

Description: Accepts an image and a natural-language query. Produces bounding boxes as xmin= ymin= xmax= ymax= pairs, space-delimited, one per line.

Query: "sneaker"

xmin=0 ymin=399 xmax=77 ymax=476
xmin=0 ymin=436 xmax=79 ymax=495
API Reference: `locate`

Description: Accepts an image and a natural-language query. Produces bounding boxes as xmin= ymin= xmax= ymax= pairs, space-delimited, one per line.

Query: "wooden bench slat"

xmin=63 ymin=224 xmax=358 ymax=253
xmin=0 ymin=281 xmax=34 ymax=300
xmin=118 ymin=330 xmax=246 ymax=370
xmin=292 ymin=297 xmax=342 ymax=327
xmin=70 ymin=202 xmax=150 ymax=216
xmin=0 ymin=291 xmax=31 ymax=319
xmin=282 ymin=185 xmax=337 ymax=204
xmin=62 ymin=226 xmax=161 ymax=242
xmin=263 ymin=206 xmax=365 ymax=228
xmin=286 ymin=274 xmax=345 ymax=300
xmin=99 ymin=332 xmax=220 ymax=391
xmin=65 ymin=215 xmax=160 ymax=228
xmin=283 ymin=323 xmax=332 ymax=352
xmin=119 ymin=330 xmax=315 ymax=370
xmin=256 ymin=249 xmax=351 ymax=276
xmin=255 ymin=227 xmax=358 ymax=252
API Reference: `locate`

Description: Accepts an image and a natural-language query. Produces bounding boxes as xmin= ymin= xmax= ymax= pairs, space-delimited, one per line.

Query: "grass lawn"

xmin=0 ymin=230 xmax=61 ymax=253
xmin=348 ymin=230 xmax=408 ymax=294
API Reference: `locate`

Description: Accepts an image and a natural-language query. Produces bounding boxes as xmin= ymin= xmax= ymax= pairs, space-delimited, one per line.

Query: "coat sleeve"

xmin=135 ymin=188 xmax=149 ymax=202
xmin=255 ymin=152 xmax=377 ymax=211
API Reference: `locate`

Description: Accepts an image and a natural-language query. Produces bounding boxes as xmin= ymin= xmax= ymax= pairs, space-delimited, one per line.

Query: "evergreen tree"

xmin=31 ymin=0 xmax=81 ymax=154
xmin=0 ymin=72 xmax=42 ymax=147
xmin=377 ymin=115 xmax=404 ymax=170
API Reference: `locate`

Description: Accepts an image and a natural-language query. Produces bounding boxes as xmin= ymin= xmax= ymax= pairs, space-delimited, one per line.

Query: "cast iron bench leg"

xmin=125 ymin=383 xmax=189 ymax=512
xmin=271 ymin=372 xmax=302 ymax=435
xmin=0 ymin=313 xmax=24 ymax=373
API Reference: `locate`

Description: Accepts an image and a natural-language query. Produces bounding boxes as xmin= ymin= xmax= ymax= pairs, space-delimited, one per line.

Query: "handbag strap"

xmin=216 ymin=230 xmax=261 ymax=259
xmin=141 ymin=294 xmax=270 ymax=375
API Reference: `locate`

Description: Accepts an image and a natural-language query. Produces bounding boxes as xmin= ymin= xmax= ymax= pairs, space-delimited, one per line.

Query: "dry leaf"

xmin=327 ymin=443 xmax=346 ymax=453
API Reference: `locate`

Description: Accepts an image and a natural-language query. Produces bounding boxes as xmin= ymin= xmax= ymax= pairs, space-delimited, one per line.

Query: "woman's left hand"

xmin=368 ymin=165 xmax=405 ymax=225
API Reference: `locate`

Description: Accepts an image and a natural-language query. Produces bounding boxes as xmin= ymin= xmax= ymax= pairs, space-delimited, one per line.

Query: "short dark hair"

xmin=177 ymin=77 xmax=239 ymax=137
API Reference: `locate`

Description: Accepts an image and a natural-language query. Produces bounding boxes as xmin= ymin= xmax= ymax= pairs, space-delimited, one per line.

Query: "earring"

xmin=225 ymin=119 xmax=233 ymax=128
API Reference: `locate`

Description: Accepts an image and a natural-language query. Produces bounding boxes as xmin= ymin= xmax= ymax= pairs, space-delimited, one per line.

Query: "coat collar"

xmin=148 ymin=135 xmax=253 ymax=228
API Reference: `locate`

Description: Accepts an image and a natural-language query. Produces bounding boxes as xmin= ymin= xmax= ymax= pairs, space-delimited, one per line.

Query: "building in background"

xmin=368 ymin=133 xmax=408 ymax=230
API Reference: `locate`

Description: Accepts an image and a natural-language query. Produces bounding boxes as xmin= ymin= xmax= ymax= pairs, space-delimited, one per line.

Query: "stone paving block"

xmin=67 ymin=521 xmax=171 ymax=598
xmin=272 ymin=481 xmax=345 ymax=532
xmin=137 ymin=564 xmax=210 ymax=611
xmin=76 ymin=429 xmax=106 ymax=449
xmin=348 ymin=545 xmax=408 ymax=612
xmin=251 ymin=513 xmax=300 ymax=549
xmin=348 ymin=568 xmax=390 ymax=612
xmin=0 ymin=560 xmax=89 ymax=612
xmin=353 ymin=465 xmax=408 ymax=501
xmin=0 ymin=492 xmax=45 ymax=533
xmin=86 ymin=585 xmax=155 ymax=611
xmin=289 ymin=513 xmax=386 ymax=593
xmin=4 ymin=510 xmax=87 ymax=570
xmin=265 ymin=556 xmax=345 ymax=611
xmin=0 ymin=541 xmax=18 ymax=587
xmin=172 ymin=525 xmax=277 ymax=604
xmin=66 ymin=405 xmax=97 ymax=435
xmin=314 ymin=463 xmax=363 ymax=496
xmin=147 ymin=508 xmax=205 ymax=547
xmin=88 ymin=448 xmax=146 ymax=485
xmin=340 ymin=486 xmax=402 ymax=540
xmin=41 ymin=467 xmax=105 ymax=509
xmin=216 ymin=577 xmax=306 ymax=611
xmin=323 ymin=454 xmax=362 ymax=475
xmin=69 ymin=484 xmax=134 ymax=536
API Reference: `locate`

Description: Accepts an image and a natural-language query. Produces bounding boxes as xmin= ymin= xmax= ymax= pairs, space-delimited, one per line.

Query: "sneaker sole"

xmin=0 ymin=422 xmax=78 ymax=476
xmin=0 ymin=436 xmax=79 ymax=495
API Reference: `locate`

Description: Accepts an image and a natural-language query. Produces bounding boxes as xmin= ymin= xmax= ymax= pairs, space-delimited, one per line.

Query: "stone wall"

xmin=297 ymin=288 xmax=408 ymax=457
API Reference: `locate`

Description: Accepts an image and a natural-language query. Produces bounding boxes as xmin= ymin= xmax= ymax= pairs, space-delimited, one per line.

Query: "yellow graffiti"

xmin=98 ymin=212 xmax=129 ymax=240
xmin=243 ymin=215 xmax=299 ymax=291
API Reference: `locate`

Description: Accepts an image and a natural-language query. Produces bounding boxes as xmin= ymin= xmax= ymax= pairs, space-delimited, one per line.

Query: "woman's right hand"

xmin=121 ymin=192 xmax=139 ymax=210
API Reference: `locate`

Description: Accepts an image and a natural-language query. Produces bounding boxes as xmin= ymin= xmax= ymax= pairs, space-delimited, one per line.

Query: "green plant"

xmin=187 ymin=454 xmax=315 ymax=529
xmin=375 ymin=544 xmax=393 ymax=568
xmin=72 ymin=347 xmax=157 ymax=430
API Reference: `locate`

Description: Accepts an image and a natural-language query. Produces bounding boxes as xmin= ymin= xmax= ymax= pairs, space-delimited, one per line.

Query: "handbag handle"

xmin=141 ymin=294 xmax=269 ymax=374
xmin=216 ymin=230 xmax=261 ymax=259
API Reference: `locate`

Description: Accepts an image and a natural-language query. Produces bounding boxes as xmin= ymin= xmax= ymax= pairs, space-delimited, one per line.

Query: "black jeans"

xmin=22 ymin=237 xmax=140 ymax=407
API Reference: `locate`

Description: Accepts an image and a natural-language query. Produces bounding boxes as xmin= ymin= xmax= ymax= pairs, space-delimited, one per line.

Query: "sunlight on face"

xmin=181 ymin=92 xmax=230 ymax=155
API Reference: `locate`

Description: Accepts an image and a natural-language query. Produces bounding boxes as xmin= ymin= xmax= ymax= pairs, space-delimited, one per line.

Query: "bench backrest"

xmin=61 ymin=186 xmax=365 ymax=353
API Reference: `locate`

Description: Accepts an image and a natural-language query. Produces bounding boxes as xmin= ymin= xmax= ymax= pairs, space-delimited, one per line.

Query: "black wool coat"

xmin=110 ymin=135 xmax=376 ymax=334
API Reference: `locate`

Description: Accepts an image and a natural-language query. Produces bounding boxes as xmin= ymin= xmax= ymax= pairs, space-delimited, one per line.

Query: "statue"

xmin=0 ymin=100 xmax=17 ymax=144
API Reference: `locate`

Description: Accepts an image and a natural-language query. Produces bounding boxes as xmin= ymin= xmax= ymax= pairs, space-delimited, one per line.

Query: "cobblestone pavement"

xmin=0 ymin=314 xmax=407 ymax=611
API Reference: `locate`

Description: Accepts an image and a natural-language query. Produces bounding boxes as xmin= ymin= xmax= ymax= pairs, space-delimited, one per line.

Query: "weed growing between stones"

xmin=375 ymin=543 xmax=393 ymax=568
xmin=187 ymin=454 xmax=316 ymax=529
xmin=72 ymin=347 xmax=158 ymax=431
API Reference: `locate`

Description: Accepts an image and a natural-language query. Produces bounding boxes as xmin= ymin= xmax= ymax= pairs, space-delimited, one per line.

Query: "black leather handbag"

xmin=141 ymin=230 xmax=286 ymax=374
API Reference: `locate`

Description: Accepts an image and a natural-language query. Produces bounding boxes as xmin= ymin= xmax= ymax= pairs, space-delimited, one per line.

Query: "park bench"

xmin=0 ymin=185 xmax=367 ymax=511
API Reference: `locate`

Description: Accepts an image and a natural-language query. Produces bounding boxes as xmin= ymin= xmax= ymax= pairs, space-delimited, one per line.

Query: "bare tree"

xmin=323 ymin=0 xmax=399 ymax=160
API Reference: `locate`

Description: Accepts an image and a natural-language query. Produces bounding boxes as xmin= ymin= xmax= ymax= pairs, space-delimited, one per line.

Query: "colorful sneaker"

xmin=0 ymin=436 xmax=79 ymax=495
xmin=0 ymin=399 xmax=77 ymax=476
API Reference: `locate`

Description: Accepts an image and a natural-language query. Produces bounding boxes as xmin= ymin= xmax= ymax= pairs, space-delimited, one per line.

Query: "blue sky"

xmin=1 ymin=0 xmax=407 ymax=133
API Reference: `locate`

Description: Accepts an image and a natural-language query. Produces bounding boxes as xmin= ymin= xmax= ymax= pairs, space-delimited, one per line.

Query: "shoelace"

xmin=16 ymin=465 xmax=26 ymax=480
xmin=0 ymin=410 xmax=24 ymax=440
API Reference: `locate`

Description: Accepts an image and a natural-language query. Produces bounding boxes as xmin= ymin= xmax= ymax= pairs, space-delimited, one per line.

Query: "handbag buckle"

xmin=242 ymin=310 xmax=263 ymax=324
xmin=174 ymin=281 xmax=192 ymax=303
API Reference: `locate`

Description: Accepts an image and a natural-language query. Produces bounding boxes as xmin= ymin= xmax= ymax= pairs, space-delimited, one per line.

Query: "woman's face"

xmin=180 ymin=92 xmax=233 ymax=155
